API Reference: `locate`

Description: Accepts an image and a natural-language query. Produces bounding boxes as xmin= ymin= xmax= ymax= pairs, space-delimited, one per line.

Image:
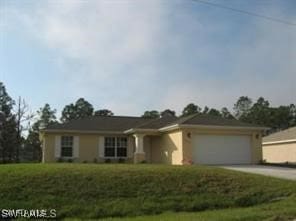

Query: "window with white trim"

xmin=117 ymin=137 xmax=128 ymax=157
xmin=61 ymin=136 xmax=73 ymax=157
xmin=104 ymin=137 xmax=127 ymax=158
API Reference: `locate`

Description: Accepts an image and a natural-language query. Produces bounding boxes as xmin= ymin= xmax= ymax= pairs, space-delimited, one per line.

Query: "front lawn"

xmin=104 ymin=195 xmax=296 ymax=221
xmin=0 ymin=164 xmax=295 ymax=219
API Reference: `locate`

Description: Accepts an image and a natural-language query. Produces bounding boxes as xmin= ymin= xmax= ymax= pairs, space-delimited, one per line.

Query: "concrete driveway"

xmin=221 ymin=165 xmax=296 ymax=181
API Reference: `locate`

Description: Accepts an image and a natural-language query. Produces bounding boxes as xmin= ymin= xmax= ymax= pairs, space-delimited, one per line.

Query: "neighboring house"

xmin=40 ymin=114 xmax=266 ymax=165
xmin=262 ymin=127 xmax=296 ymax=163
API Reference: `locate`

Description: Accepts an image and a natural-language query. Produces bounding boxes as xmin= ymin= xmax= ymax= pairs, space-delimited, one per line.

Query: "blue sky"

xmin=0 ymin=0 xmax=296 ymax=117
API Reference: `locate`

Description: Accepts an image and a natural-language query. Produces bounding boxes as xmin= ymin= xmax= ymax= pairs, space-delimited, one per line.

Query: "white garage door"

xmin=192 ymin=135 xmax=251 ymax=165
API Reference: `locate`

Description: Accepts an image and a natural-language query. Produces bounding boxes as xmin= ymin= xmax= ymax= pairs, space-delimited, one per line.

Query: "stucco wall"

xmin=263 ymin=142 xmax=296 ymax=163
xmin=42 ymin=134 xmax=55 ymax=163
xmin=181 ymin=128 xmax=263 ymax=164
xmin=251 ymin=132 xmax=263 ymax=163
xmin=143 ymin=136 xmax=151 ymax=163
xmin=42 ymin=133 xmax=134 ymax=163
xmin=42 ymin=128 xmax=263 ymax=165
xmin=159 ymin=130 xmax=183 ymax=165
xmin=150 ymin=136 xmax=162 ymax=163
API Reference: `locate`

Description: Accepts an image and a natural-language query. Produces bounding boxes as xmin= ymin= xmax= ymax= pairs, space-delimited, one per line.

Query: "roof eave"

xmin=41 ymin=129 xmax=125 ymax=134
xmin=124 ymin=128 xmax=159 ymax=135
xmin=158 ymin=124 xmax=180 ymax=132
xmin=158 ymin=124 xmax=268 ymax=132
xmin=263 ymin=139 xmax=296 ymax=145
xmin=180 ymin=124 xmax=269 ymax=131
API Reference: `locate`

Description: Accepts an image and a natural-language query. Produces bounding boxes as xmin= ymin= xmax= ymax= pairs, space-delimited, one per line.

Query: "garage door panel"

xmin=193 ymin=135 xmax=251 ymax=165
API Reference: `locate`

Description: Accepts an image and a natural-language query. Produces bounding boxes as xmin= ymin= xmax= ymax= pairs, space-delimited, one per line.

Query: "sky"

xmin=0 ymin=0 xmax=296 ymax=118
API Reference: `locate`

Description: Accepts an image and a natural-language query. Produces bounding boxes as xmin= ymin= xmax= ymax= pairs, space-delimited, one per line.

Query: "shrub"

xmin=67 ymin=159 xmax=73 ymax=163
xmin=259 ymin=159 xmax=267 ymax=164
xmin=118 ymin=158 xmax=125 ymax=163
xmin=105 ymin=159 xmax=111 ymax=163
xmin=182 ymin=158 xmax=193 ymax=165
xmin=56 ymin=158 xmax=64 ymax=163
xmin=82 ymin=160 xmax=88 ymax=164
xmin=93 ymin=158 xmax=98 ymax=163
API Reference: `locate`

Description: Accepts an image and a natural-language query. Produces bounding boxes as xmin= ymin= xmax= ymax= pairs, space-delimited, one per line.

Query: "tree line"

xmin=0 ymin=81 xmax=295 ymax=163
xmin=143 ymin=97 xmax=296 ymax=132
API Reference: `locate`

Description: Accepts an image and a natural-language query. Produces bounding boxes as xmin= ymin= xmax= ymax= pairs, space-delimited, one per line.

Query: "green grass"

xmin=0 ymin=164 xmax=295 ymax=219
xmin=103 ymin=196 xmax=296 ymax=221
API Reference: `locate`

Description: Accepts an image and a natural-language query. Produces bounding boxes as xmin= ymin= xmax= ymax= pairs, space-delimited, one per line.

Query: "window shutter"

xmin=98 ymin=136 xmax=105 ymax=158
xmin=55 ymin=136 xmax=61 ymax=158
xmin=73 ymin=136 xmax=79 ymax=158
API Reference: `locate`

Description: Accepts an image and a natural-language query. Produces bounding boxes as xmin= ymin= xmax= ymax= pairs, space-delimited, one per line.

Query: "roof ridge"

xmin=93 ymin=115 xmax=144 ymax=119
xmin=177 ymin=113 xmax=200 ymax=124
xmin=58 ymin=115 xmax=145 ymax=124
xmin=130 ymin=115 xmax=179 ymax=129
xmin=47 ymin=115 xmax=147 ymax=126
xmin=159 ymin=113 xmax=200 ymax=128
xmin=132 ymin=117 xmax=163 ymax=129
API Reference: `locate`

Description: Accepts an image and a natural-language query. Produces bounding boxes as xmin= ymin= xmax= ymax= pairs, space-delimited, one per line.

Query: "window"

xmin=61 ymin=136 xmax=73 ymax=157
xmin=117 ymin=137 xmax=127 ymax=157
xmin=104 ymin=137 xmax=127 ymax=158
xmin=104 ymin=137 xmax=115 ymax=157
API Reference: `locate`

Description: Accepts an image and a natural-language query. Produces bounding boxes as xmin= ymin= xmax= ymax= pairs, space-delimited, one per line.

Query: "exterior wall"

xmin=263 ymin=142 xmax=296 ymax=163
xmin=42 ymin=128 xmax=263 ymax=165
xmin=78 ymin=135 xmax=100 ymax=163
xmin=42 ymin=133 xmax=56 ymax=163
xmin=251 ymin=132 xmax=263 ymax=163
xmin=42 ymin=132 xmax=134 ymax=163
xmin=150 ymin=136 xmax=162 ymax=163
xmin=143 ymin=136 xmax=152 ymax=163
xmin=159 ymin=130 xmax=183 ymax=165
xmin=181 ymin=128 xmax=263 ymax=164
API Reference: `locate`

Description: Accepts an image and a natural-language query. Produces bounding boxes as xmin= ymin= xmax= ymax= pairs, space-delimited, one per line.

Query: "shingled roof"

xmin=135 ymin=116 xmax=178 ymax=129
xmin=46 ymin=116 xmax=151 ymax=132
xmin=263 ymin=126 xmax=296 ymax=143
xmin=44 ymin=114 xmax=265 ymax=133
xmin=172 ymin=114 xmax=262 ymax=128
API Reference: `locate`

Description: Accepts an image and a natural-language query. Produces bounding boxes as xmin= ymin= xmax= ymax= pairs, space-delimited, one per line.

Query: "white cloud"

xmin=2 ymin=0 xmax=296 ymax=115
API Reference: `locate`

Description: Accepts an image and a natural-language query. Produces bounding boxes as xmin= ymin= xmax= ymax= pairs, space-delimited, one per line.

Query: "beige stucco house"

xmin=262 ymin=127 xmax=296 ymax=163
xmin=40 ymin=114 xmax=266 ymax=165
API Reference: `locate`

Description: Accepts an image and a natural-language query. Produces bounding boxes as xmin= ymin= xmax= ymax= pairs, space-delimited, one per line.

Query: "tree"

xmin=61 ymin=98 xmax=94 ymax=122
xmin=0 ymin=111 xmax=4 ymax=131
xmin=25 ymin=123 xmax=42 ymax=162
xmin=202 ymin=106 xmax=209 ymax=114
xmin=1 ymin=117 xmax=17 ymax=162
xmin=142 ymin=110 xmax=160 ymax=119
xmin=26 ymin=104 xmax=57 ymax=162
xmin=160 ymin=109 xmax=176 ymax=117
xmin=267 ymin=104 xmax=296 ymax=132
xmin=247 ymin=97 xmax=270 ymax=126
xmin=0 ymin=82 xmax=17 ymax=163
xmin=182 ymin=103 xmax=201 ymax=117
xmin=37 ymin=103 xmax=57 ymax=127
xmin=94 ymin=109 xmax=114 ymax=116
xmin=221 ymin=107 xmax=234 ymax=119
xmin=207 ymin=108 xmax=222 ymax=117
xmin=289 ymin=104 xmax=296 ymax=127
xmin=14 ymin=97 xmax=34 ymax=162
xmin=233 ymin=96 xmax=252 ymax=120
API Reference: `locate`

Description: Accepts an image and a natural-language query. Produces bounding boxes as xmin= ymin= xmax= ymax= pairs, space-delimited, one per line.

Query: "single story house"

xmin=262 ymin=126 xmax=296 ymax=163
xmin=40 ymin=114 xmax=266 ymax=165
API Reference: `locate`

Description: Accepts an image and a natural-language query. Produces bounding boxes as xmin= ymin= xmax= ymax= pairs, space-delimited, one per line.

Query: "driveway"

xmin=221 ymin=165 xmax=296 ymax=181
